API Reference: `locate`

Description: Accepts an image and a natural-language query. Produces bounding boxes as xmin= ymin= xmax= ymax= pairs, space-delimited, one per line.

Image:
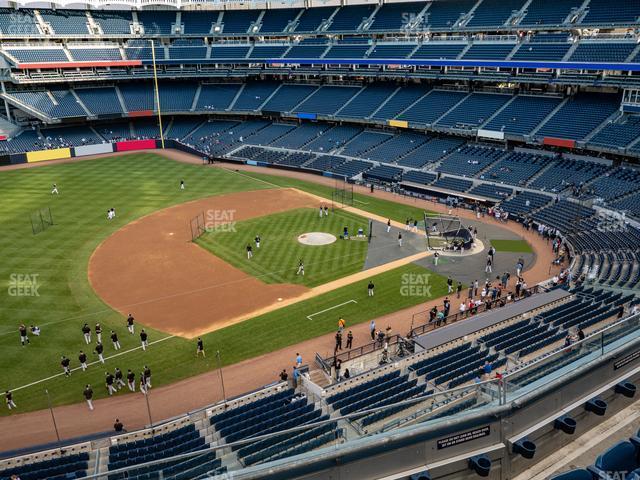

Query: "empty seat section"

xmin=92 ymin=11 xmax=132 ymax=34
xmin=589 ymin=115 xmax=640 ymax=148
xmin=327 ymin=4 xmax=375 ymax=31
xmin=221 ymin=10 xmax=260 ymax=34
xmin=7 ymin=48 xmax=68 ymax=63
xmin=462 ymin=43 xmax=516 ymax=60
xmin=337 ymin=85 xmax=397 ymax=118
xmin=137 ymin=11 xmax=177 ymax=35
xmin=437 ymin=144 xmax=505 ymax=177
xmin=305 ymin=125 xmax=362 ymax=152
xmin=259 ymin=8 xmax=301 ymax=33
xmin=580 ymin=0 xmax=640 ymax=25
xmin=294 ymin=86 xmax=361 ymax=115
xmin=262 ymin=84 xmax=317 ymax=112
xmin=398 ymin=90 xmax=467 ymax=125
xmin=293 ymin=7 xmax=336 ymax=32
xmin=466 ymin=0 xmax=525 ymax=28
xmin=249 ymin=45 xmax=289 ymax=59
xmin=364 ymin=132 xmax=428 ymax=163
xmin=371 ymin=86 xmax=429 ymax=120
xmin=69 ymin=47 xmax=122 ymax=61
xmin=519 ymin=0 xmax=580 ymax=25
xmin=482 ymin=152 xmax=549 ymax=186
xmin=181 ymin=11 xmax=218 ymax=34
xmin=197 ymin=84 xmax=242 ymax=111
xmin=232 ymin=82 xmax=280 ymax=111
xmin=424 ymin=0 xmax=476 ymax=29
xmin=0 ymin=8 xmax=39 ymax=35
xmin=570 ymin=42 xmax=636 ymax=62
xmin=397 ymin=137 xmax=464 ymax=168
xmin=285 ymin=44 xmax=327 ymax=58
xmin=512 ymin=42 xmax=571 ymax=60
xmin=483 ymin=95 xmax=563 ymax=135
xmin=40 ymin=9 xmax=89 ymax=34
xmin=367 ymin=44 xmax=415 ymax=59
xmin=341 ymin=131 xmax=392 ymax=157
xmin=411 ymin=43 xmax=466 ymax=59
xmin=536 ymin=93 xmax=619 ymax=140
xmin=75 ymin=87 xmax=123 ymax=115
xmin=209 ymin=46 xmax=250 ymax=59
xmin=436 ymin=93 xmax=511 ymax=129
xmin=324 ymin=44 xmax=370 ymax=59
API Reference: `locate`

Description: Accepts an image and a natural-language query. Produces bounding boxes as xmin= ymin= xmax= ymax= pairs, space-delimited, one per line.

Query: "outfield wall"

xmin=4 ymin=140 xmax=162 ymax=166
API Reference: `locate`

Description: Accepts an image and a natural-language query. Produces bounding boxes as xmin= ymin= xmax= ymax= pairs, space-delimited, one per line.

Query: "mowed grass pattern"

xmin=490 ymin=239 xmax=533 ymax=253
xmin=0 ymin=154 xmax=270 ymax=414
xmin=197 ymin=208 xmax=370 ymax=287
xmin=0 ymin=154 xmax=445 ymax=415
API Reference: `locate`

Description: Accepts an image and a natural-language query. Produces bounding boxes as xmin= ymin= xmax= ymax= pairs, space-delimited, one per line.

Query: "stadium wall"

xmin=5 ymin=140 xmax=163 ymax=166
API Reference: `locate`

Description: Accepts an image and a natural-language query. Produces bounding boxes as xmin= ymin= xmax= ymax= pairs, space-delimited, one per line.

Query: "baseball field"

xmin=0 ymin=153 xmax=448 ymax=414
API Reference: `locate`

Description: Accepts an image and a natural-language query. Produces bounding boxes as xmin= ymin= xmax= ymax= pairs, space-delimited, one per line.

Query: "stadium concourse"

xmin=0 ymin=150 xmax=558 ymax=452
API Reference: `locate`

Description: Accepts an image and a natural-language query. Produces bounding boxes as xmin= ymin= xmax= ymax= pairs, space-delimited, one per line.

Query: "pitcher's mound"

xmin=298 ymin=232 xmax=337 ymax=246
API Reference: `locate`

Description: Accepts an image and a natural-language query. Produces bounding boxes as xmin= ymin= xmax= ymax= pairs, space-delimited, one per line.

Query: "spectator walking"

xmin=61 ymin=356 xmax=71 ymax=376
xmin=143 ymin=366 xmax=152 ymax=388
xmin=79 ymin=351 xmax=88 ymax=371
xmin=95 ymin=342 xmax=105 ymax=364
xmin=140 ymin=329 xmax=148 ymax=351
xmin=105 ymin=372 xmax=116 ymax=396
xmin=19 ymin=324 xmax=29 ymax=346
xmin=126 ymin=369 xmax=136 ymax=392
xmin=114 ymin=367 xmax=125 ymax=390
xmin=126 ymin=314 xmax=135 ymax=334
xmin=196 ymin=337 xmax=205 ymax=357
xmin=82 ymin=323 xmax=91 ymax=344
xmin=83 ymin=385 xmax=94 ymax=410
xmin=110 ymin=330 xmax=121 ymax=350
xmin=5 ymin=391 xmax=16 ymax=410
xmin=114 ymin=419 xmax=125 ymax=433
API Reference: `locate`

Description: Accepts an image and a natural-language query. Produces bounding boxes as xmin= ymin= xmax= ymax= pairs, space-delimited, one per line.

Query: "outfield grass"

xmin=197 ymin=208 xmax=370 ymax=287
xmin=490 ymin=239 xmax=533 ymax=253
xmin=233 ymin=169 xmax=432 ymax=224
xmin=0 ymin=154 xmax=447 ymax=414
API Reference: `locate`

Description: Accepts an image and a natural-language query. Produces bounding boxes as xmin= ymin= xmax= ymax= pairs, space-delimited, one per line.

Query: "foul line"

xmin=306 ymin=300 xmax=358 ymax=320
xmin=6 ymin=335 xmax=175 ymax=396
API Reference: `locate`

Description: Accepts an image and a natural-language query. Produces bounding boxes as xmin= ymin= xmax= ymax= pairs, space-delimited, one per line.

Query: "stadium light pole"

xmin=45 ymin=389 xmax=62 ymax=447
xmin=144 ymin=389 xmax=153 ymax=428
xmin=149 ymin=39 xmax=165 ymax=149
xmin=216 ymin=350 xmax=227 ymax=409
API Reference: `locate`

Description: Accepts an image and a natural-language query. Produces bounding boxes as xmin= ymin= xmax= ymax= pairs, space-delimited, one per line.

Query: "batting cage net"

xmin=189 ymin=211 xmax=206 ymax=242
xmin=423 ymin=212 xmax=472 ymax=251
xmin=331 ymin=179 xmax=354 ymax=210
xmin=30 ymin=207 xmax=54 ymax=235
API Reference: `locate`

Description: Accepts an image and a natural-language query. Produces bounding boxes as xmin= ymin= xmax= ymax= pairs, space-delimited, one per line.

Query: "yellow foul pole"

xmin=150 ymin=39 xmax=165 ymax=149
